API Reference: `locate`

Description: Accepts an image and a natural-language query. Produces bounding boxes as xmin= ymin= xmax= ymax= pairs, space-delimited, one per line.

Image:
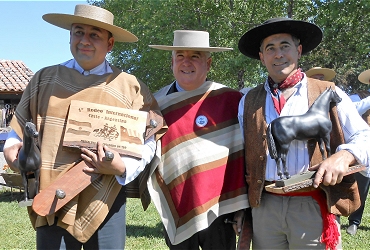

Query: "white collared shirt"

xmin=238 ymin=74 xmax=370 ymax=179
xmin=60 ymin=59 xmax=113 ymax=75
xmin=349 ymin=89 xmax=370 ymax=115
xmin=4 ymin=59 xmax=155 ymax=185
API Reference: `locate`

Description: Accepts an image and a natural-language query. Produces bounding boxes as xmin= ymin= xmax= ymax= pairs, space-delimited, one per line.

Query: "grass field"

xmin=0 ymin=186 xmax=369 ymax=249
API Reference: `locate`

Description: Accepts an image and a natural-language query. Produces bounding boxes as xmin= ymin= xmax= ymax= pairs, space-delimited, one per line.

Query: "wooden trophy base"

xmin=32 ymin=161 xmax=100 ymax=217
xmin=265 ymin=165 xmax=366 ymax=194
xmin=19 ymin=199 xmax=33 ymax=207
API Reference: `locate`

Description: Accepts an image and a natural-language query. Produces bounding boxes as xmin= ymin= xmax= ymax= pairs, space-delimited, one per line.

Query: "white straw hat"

xmin=42 ymin=4 xmax=137 ymax=42
xmin=149 ymin=30 xmax=232 ymax=52
xmin=358 ymin=69 xmax=370 ymax=84
xmin=306 ymin=67 xmax=336 ymax=81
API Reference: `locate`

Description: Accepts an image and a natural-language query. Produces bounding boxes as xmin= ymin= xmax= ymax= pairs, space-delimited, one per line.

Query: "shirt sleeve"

xmin=335 ymin=87 xmax=370 ymax=174
xmin=4 ymin=129 xmax=21 ymax=148
xmin=115 ymin=135 xmax=156 ymax=185
xmin=352 ymin=96 xmax=370 ymax=115
xmin=238 ymin=94 xmax=247 ymax=143
xmin=4 ymin=129 xmax=157 ymax=184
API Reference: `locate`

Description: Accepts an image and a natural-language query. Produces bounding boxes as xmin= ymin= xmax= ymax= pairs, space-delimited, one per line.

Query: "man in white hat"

xmin=238 ymin=17 xmax=370 ymax=249
xmin=3 ymin=4 xmax=166 ymax=249
xmin=346 ymin=69 xmax=370 ymax=236
xmin=148 ymin=30 xmax=249 ymax=249
xmin=306 ymin=67 xmax=336 ymax=81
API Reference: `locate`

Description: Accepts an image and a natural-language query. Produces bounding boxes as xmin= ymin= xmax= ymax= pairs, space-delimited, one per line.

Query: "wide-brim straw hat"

xmin=238 ymin=17 xmax=322 ymax=59
xmin=358 ymin=69 xmax=370 ymax=84
xmin=306 ymin=67 xmax=336 ymax=81
xmin=149 ymin=30 xmax=233 ymax=52
xmin=42 ymin=4 xmax=138 ymax=42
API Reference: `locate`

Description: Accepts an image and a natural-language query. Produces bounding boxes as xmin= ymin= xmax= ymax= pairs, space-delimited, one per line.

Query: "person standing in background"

xmin=306 ymin=67 xmax=336 ymax=81
xmin=346 ymin=69 xmax=370 ymax=235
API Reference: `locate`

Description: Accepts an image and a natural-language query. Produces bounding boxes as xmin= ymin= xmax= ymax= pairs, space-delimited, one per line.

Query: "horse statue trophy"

xmin=15 ymin=121 xmax=41 ymax=207
xmin=266 ymin=87 xmax=342 ymax=184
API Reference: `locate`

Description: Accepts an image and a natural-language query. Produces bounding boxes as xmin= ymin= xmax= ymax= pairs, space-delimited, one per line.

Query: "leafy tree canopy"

xmin=89 ymin=0 xmax=370 ymax=94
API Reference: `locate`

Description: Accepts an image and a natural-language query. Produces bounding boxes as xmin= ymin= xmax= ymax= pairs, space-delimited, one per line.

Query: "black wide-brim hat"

xmin=238 ymin=17 xmax=323 ymax=59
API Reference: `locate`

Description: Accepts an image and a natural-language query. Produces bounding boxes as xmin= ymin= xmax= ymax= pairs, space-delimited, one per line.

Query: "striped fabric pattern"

xmin=11 ymin=65 xmax=162 ymax=243
xmin=149 ymin=81 xmax=248 ymax=245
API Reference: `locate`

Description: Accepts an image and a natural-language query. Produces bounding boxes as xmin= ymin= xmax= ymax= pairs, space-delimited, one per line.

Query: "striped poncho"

xmin=10 ymin=65 xmax=165 ymax=243
xmin=148 ymin=81 xmax=249 ymax=245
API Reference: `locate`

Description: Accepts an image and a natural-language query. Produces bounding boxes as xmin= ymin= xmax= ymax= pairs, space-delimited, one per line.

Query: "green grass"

xmin=1 ymin=186 xmax=369 ymax=249
xmin=0 ymin=187 xmax=166 ymax=250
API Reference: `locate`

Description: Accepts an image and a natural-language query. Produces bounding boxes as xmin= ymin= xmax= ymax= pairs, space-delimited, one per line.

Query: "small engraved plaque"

xmin=63 ymin=100 xmax=148 ymax=158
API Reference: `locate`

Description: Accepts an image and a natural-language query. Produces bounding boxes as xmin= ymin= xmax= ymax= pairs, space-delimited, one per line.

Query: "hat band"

xmin=74 ymin=5 xmax=114 ymax=25
xmin=172 ymin=31 xmax=210 ymax=47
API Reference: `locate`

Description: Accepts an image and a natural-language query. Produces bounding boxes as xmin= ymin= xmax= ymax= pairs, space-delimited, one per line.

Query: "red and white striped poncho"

xmin=148 ymin=81 xmax=249 ymax=245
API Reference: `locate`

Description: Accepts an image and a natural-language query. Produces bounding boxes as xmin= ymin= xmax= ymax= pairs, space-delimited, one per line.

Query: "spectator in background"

xmin=306 ymin=67 xmax=336 ymax=81
xmin=346 ymin=69 xmax=370 ymax=235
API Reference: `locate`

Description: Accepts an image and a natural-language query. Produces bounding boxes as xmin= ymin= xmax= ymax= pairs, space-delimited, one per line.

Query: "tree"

xmin=90 ymin=0 xmax=370 ymax=94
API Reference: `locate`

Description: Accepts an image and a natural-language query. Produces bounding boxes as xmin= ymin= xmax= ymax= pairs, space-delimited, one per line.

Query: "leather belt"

xmin=264 ymin=180 xmax=316 ymax=194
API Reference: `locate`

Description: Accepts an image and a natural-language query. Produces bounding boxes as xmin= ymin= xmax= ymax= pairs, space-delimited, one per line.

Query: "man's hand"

xmin=3 ymin=142 xmax=22 ymax=172
xmin=80 ymin=141 xmax=126 ymax=176
xmin=309 ymin=150 xmax=356 ymax=188
xmin=232 ymin=209 xmax=245 ymax=236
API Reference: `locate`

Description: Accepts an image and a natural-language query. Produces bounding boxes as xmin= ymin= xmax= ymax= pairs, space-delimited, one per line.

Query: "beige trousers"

xmin=252 ymin=192 xmax=342 ymax=249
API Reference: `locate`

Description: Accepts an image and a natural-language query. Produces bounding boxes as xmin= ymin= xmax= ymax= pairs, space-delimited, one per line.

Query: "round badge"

xmin=195 ymin=115 xmax=208 ymax=127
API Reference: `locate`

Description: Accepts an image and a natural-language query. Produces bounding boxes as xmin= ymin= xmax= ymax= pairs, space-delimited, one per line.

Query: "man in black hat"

xmin=237 ymin=17 xmax=370 ymax=249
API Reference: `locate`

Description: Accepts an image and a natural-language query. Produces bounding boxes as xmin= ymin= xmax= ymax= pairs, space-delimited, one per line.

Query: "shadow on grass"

xmin=126 ymin=222 xmax=164 ymax=238
xmin=341 ymin=223 xmax=370 ymax=232
xmin=0 ymin=188 xmax=23 ymax=202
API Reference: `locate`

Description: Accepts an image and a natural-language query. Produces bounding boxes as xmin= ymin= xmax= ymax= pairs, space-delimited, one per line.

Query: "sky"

xmin=0 ymin=0 xmax=87 ymax=73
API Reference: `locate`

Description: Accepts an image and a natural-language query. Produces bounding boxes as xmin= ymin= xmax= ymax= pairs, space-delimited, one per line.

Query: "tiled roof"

xmin=0 ymin=60 xmax=34 ymax=92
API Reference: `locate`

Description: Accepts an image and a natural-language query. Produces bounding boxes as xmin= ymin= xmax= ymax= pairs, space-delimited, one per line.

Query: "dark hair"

xmin=259 ymin=34 xmax=301 ymax=52
xmin=108 ymin=31 xmax=113 ymax=40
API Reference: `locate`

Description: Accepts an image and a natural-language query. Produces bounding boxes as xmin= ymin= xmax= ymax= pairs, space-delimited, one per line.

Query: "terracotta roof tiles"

xmin=0 ymin=60 xmax=34 ymax=92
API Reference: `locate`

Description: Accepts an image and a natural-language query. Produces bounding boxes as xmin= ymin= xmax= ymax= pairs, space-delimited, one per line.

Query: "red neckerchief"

xmin=268 ymin=68 xmax=304 ymax=114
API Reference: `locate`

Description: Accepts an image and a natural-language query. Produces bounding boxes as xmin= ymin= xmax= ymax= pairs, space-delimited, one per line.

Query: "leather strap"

xmin=237 ymin=208 xmax=253 ymax=250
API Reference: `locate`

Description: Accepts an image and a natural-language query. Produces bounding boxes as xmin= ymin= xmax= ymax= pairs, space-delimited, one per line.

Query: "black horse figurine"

xmin=15 ymin=121 xmax=41 ymax=201
xmin=266 ymin=87 xmax=342 ymax=179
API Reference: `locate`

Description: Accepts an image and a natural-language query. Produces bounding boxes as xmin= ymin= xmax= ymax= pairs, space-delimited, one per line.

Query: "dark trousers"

xmin=164 ymin=214 xmax=236 ymax=250
xmin=36 ymin=188 xmax=127 ymax=250
xmin=348 ymin=172 xmax=370 ymax=226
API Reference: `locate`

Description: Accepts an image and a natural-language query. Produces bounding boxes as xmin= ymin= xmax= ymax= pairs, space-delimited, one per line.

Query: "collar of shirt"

xmin=264 ymin=74 xmax=307 ymax=120
xmin=175 ymin=81 xmax=185 ymax=92
xmin=60 ymin=59 xmax=113 ymax=75
xmin=174 ymin=80 xmax=209 ymax=92
xmin=263 ymin=74 xmax=307 ymax=96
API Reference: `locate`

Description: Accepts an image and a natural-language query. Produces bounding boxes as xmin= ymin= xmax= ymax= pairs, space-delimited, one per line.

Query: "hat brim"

xmin=358 ymin=69 xmax=370 ymax=84
xmin=149 ymin=45 xmax=233 ymax=52
xmin=238 ymin=19 xmax=323 ymax=59
xmin=42 ymin=13 xmax=138 ymax=42
xmin=306 ymin=68 xmax=336 ymax=81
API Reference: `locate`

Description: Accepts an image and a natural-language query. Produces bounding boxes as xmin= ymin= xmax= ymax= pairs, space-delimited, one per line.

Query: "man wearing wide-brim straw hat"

xmin=3 ymin=4 xmax=166 ymax=249
xmin=148 ymin=30 xmax=249 ymax=249
xmin=346 ymin=69 xmax=370 ymax=236
xmin=306 ymin=67 xmax=336 ymax=81
xmin=237 ymin=17 xmax=370 ymax=249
